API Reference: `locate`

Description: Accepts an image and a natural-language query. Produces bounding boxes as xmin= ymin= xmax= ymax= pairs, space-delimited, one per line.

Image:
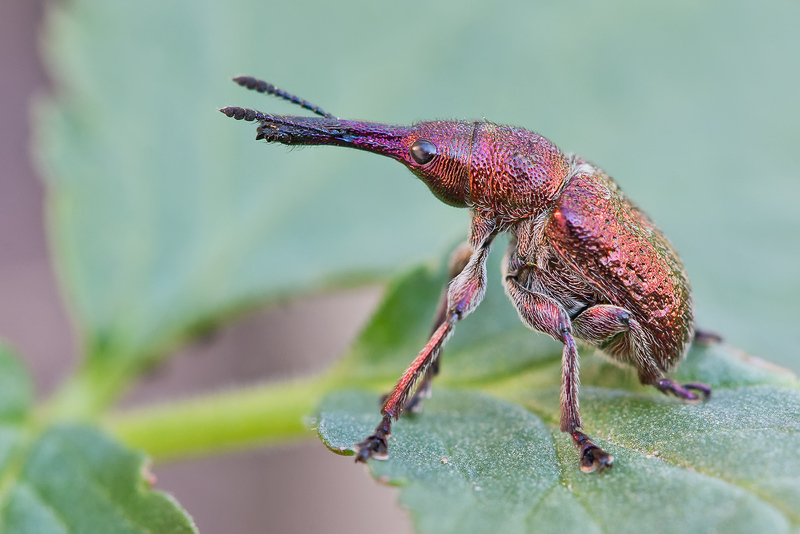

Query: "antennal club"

xmin=232 ymin=76 xmax=335 ymax=119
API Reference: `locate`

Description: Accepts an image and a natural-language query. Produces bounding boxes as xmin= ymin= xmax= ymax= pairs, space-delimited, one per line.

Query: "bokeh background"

xmin=2 ymin=1 xmax=799 ymax=533
xmin=1 ymin=2 xmax=408 ymax=532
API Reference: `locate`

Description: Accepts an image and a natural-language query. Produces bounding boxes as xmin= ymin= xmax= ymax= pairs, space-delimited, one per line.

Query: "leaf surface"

xmin=318 ymin=258 xmax=800 ymax=533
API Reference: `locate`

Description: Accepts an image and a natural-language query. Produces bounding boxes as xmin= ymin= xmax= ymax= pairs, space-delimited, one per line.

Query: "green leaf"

xmin=0 ymin=345 xmax=197 ymax=533
xmin=319 ymin=390 xmax=561 ymax=533
xmin=317 ymin=256 xmax=800 ymax=533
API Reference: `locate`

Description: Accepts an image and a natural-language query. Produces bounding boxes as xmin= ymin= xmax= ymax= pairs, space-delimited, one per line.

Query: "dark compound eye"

xmin=409 ymin=139 xmax=437 ymax=165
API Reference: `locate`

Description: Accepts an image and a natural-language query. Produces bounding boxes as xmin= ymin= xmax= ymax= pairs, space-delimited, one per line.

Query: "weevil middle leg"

xmin=504 ymin=270 xmax=615 ymax=473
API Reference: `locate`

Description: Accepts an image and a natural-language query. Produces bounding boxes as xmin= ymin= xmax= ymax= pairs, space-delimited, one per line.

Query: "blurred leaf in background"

xmin=37 ymin=0 xmax=800 ymax=388
xmin=0 ymin=346 xmax=197 ymax=533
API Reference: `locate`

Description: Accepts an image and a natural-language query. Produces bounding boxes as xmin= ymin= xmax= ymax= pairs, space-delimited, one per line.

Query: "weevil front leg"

xmin=504 ymin=271 xmax=614 ymax=473
xmin=399 ymin=241 xmax=474 ymax=414
xmin=355 ymin=219 xmax=497 ymax=462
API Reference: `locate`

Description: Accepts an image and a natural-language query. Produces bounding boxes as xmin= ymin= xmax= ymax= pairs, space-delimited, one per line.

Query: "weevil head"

xmin=223 ymin=111 xmax=476 ymax=207
xmin=399 ymin=121 xmax=476 ymax=207
xmin=224 ymin=108 xmax=570 ymax=216
xmin=323 ymin=119 xmax=571 ymax=216
xmin=335 ymin=119 xmax=475 ymax=207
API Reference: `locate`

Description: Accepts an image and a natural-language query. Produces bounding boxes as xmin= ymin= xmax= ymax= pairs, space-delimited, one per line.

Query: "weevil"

xmin=221 ymin=76 xmax=711 ymax=473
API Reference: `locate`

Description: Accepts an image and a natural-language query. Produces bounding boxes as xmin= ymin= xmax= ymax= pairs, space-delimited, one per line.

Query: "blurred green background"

xmin=38 ymin=0 xmax=800 ymax=374
xmin=2 ymin=0 xmax=799 ymax=532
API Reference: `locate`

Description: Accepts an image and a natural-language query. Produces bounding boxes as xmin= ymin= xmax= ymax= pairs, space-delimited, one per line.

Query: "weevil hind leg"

xmin=654 ymin=378 xmax=711 ymax=403
xmin=571 ymin=304 xmax=632 ymax=346
xmin=694 ymin=328 xmax=723 ymax=344
xmin=573 ymin=307 xmax=712 ymax=405
xmin=504 ymin=271 xmax=614 ymax=473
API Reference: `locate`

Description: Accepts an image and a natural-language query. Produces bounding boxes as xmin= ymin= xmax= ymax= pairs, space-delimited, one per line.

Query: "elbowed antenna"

xmin=218 ymin=107 xmax=359 ymax=144
xmin=219 ymin=106 xmax=268 ymax=122
xmin=232 ymin=76 xmax=336 ymax=119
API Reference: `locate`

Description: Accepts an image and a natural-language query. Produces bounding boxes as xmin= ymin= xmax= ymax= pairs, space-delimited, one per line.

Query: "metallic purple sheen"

xmin=223 ymin=81 xmax=707 ymax=473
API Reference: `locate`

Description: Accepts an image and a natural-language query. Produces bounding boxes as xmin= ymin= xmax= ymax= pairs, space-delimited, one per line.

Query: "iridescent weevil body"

xmin=221 ymin=76 xmax=711 ymax=473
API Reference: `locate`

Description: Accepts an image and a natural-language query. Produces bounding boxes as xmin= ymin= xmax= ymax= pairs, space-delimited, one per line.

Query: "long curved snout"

xmin=220 ymin=106 xmax=412 ymax=162
xmin=222 ymin=77 xmax=475 ymax=207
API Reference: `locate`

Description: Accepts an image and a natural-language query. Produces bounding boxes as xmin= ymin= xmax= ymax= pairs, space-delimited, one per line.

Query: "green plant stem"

xmin=104 ymin=371 xmax=352 ymax=462
xmin=45 ymin=360 xmax=140 ymax=421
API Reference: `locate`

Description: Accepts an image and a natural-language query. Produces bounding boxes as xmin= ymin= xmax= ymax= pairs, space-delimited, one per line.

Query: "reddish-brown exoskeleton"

xmin=222 ymin=76 xmax=711 ymax=473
